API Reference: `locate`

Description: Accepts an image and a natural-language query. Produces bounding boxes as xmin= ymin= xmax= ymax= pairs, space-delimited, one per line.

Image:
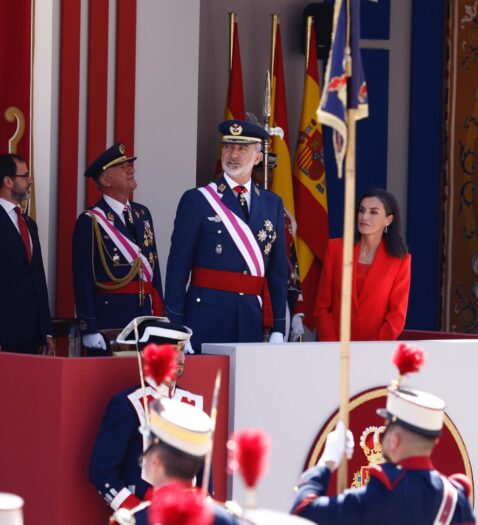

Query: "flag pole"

xmin=262 ymin=71 xmax=271 ymax=191
xmin=270 ymin=14 xmax=278 ymax=81
xmin=337 ymin=0 xmax=355 ymax=493
xmin=201 ymin=370 xmax=222 ymax=494
xmin=228 ymin=13 xmax=235 ymax=72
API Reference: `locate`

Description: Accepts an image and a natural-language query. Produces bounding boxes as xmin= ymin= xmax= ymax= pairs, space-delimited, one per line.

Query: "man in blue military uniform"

xmin=291 ymin=385 xmax=476 ymax=524
xmin=89 ymin=317 xmax=204 ymax=514
xmin=111 ymin=396 xmax=240 ymax=525
xmin=72 ymin=144 xmax=163 ymax=355
xmin=164 ymin=120 xmax=288 ymax=353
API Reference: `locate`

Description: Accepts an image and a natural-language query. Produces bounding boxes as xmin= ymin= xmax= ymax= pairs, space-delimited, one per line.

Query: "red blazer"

xmin=314 ymin=238 xmax=411 ymax=341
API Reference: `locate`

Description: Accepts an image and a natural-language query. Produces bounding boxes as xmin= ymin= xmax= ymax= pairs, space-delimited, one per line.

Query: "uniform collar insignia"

xmin=254 ymin=184 xmax=260 ymax=196
xmin=107 ymin=211 xmax=115 ymax=221
xmin=217 ymin=183 xmax=226 ymax=193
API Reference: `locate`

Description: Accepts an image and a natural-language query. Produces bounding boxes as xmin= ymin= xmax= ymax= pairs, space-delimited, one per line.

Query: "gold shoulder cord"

xmin=88 ymin=212 xmax=142 ymax=290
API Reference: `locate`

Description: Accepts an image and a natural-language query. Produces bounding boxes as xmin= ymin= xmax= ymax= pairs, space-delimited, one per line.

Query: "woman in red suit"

xmin=314 ymin=188 xmax=411 ymax=341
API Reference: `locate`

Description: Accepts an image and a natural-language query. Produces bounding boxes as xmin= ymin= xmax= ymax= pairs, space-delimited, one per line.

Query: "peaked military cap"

xmin=84 ymin=142 xmax=137 ymax=179
xmin=219 ymin=119 xmax=269 ymax=145
xmin=116 ymin=316 xmax=192 ymax=346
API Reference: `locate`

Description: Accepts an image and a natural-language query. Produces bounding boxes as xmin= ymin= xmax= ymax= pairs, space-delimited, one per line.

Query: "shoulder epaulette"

xmin=449 ymin=473 xmax=472 ymax=498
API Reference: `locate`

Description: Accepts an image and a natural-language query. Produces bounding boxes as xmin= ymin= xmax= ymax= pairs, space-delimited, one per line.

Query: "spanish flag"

xmin=270 ymin=16 xmax=294 ymax=221
xmin=293 ymin=18 xmax=330 ymax=329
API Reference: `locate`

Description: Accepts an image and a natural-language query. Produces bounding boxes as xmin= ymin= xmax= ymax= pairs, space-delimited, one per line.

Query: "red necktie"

xmin=14 ymin=206 xmax=32 ymax=263
xmin=233 ymin=185 xmax=249 ymax=221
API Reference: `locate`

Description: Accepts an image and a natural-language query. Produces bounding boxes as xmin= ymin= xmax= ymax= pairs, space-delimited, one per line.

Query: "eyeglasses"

xmin=13 ymin=173 xmax=31 ymax=179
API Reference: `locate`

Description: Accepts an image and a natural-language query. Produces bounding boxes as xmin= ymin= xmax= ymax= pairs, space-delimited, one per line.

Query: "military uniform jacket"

xmin=0 ymin=205 xmax=52 ymax=347
xmin=89 ymin=382 xmax=203 ymax=512
xmin=132 ymin=497 xmax=240 ymax=525
xmin=164 ymin=175 xmax=288 ymax=351
xmin=72 ymin=197 xmax=162 ymax=334
xmin=291 ymin=459 xmax=476 ymax=525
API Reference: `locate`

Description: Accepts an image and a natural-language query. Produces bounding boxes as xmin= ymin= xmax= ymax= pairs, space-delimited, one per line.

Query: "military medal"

xmin=264 ymin=243 xmax=272 ymax=256
xmin=257 ymin=229 xmax=267 ymax=242
xmin=143 ymin=220 xmax=154 ymax=247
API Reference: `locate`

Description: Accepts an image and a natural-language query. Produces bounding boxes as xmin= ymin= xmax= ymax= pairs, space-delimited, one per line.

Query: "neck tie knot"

xmin=233 ymin=185 xmax=247 ymax=195
xmin=122 ymin=204 xmax=137 ymax=241
xmin=232 ymin=186 xmax=249 ymax=221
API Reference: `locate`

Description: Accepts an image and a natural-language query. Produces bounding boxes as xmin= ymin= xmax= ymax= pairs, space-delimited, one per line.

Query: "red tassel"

xmin=228 ymin=429 xmax=271 ymax=488
xmin=148 ymin=482 xmax=213 ymax=525
xmin=142 ymin=344 xmax=178 ymax=386
xmin=392 ymin=343 xmax=425 ymax=376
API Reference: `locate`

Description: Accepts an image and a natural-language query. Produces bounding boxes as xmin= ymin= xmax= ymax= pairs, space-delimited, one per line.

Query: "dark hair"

xmin=355 ymin=187 xmax=408 ymax=258
xmin=151 ymin=441 xmax=203 ymax=481
xmin=0 ymin=154 xmax=26 ymax=188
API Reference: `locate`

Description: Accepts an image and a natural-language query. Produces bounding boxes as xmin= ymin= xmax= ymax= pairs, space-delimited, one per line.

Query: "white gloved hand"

xmin=269 ymin=331 xmax=284 ymax=343
xmin=82 ymin=333 xmax=106 ymax=350
xmin=184 ymin=340 xmax=195 ymax=355
xmin=290 ymin=314 xmax=305 ymax=341
xmin=318 ymin=421 xmax=355 ymax=471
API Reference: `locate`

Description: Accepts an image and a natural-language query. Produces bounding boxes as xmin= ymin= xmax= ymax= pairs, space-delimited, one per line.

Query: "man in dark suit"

xmin=72 ymin=143 xmax=163 ymax=355
xmin=164 ymin=120 xmax=288 ymax=353
xmin=0 ymin=153 xmax=54 ymax=354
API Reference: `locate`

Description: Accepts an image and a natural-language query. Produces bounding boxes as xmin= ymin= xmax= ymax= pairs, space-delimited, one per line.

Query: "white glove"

xmin=82 ymin=333 xmax=106 ymax=350
xmin=290 ymin=314 xmax=305 ymax=341
xmin=184 ymin=340 xmax=195 ymax=354
xmin=318 ymin=421 xmax=354 ymax=471
xmin=269 ymin=331 xmax=284 ymax=343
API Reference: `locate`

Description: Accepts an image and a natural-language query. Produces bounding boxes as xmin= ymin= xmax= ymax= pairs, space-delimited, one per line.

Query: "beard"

xmin=222 ymin=155 xmax=257 ymax=179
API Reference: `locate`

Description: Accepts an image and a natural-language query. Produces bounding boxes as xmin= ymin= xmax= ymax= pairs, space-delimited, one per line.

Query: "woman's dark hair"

xmin=355 ymin=187 xmax=408 ymax=258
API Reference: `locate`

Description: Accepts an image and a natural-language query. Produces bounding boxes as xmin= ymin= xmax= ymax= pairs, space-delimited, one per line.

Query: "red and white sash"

xmin=433 ymin=475 xmax=458 ymax=525
xmin=198 ymin=183 xmax=265 ymax=278
xmin=87 ymin=207 xmax=153 ymax=282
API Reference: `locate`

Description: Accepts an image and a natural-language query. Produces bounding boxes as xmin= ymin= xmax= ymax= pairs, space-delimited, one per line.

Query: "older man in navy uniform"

xmin=164 ymin=120 xmax=288 ymax=353
xmin=89 ymin=317 xmax=206 ymax=515
xmin=72 ymin=144 xmax=162 ymax=354
xmin=291 ymin=385 xmax=476 ymax=524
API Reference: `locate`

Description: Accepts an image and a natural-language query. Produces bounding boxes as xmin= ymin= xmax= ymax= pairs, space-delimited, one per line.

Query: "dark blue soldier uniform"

xmin=292 ymin=460 xmax=475 ymax=524
xmin=73 ymin=197 xmax=162 ymax=333
xmin=89 ymin=382 xmax=203 ymax=512
xmin=164 ymin=120 xmax=288 ymax=352
xmin=292 ymin=366 xmax=476 ymax=525
xmin=130 ymin=499 xmax=241 ymax=525
xmin=72 ymin=144 xmax=162 ymax=346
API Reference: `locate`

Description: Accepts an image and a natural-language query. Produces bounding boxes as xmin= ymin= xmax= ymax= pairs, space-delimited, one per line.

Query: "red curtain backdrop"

xmin=0 ymin=1 xmax=31 ymax=160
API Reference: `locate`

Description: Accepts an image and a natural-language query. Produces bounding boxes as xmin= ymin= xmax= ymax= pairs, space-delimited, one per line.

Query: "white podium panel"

xmin=203 ymin=340 xmax=477 ymax=512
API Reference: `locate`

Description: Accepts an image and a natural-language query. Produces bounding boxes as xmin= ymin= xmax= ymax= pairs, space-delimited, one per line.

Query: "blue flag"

xmin=317 ymin=0 xmax=368 ymax=178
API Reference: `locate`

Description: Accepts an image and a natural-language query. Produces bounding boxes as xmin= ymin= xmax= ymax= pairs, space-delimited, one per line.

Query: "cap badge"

xmin=230 ymin=123 xmax=243 ymax=136
xmin=119 ymin=143 xmax=125 ymax=154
